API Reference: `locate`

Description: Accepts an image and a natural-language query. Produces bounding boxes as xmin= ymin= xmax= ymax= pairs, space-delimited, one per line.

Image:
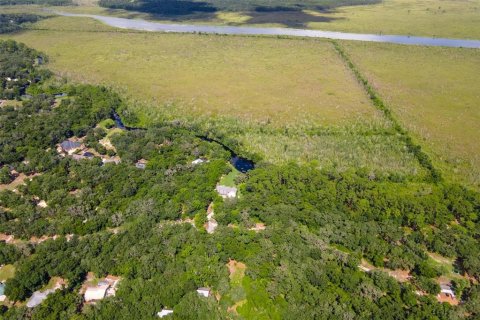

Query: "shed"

xmin=197 ymin=287 xmax=211 ymax=298
xmin=191 ymin=158 xmax=205 ymax=165
xmin=135 ymin=159 xmax=148 ymax=169
xmin=157 ymin=309 xmax=174 ymax=318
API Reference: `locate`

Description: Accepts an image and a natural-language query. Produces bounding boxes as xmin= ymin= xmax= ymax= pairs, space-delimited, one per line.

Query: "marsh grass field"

xmin=341 ymin=41 xmax=480 ymax=188
xmin=9 ymin=0 xmax=478 ymax=39
xmin=2 ymin=13 xmax=478 ymax=185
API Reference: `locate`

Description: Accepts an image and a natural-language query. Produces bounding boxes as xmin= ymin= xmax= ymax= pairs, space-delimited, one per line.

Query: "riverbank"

xmin=51 ymin=11 xmax=480 ymax=48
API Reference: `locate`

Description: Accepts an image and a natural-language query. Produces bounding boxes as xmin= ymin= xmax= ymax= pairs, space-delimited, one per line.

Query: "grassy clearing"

xmin=219 ymin=166 xmax=240 ymax=187
xmin=0 ymin=264 xmax=15 ymax=282
xmin=341 ymin=41 xmax=480 ymax=188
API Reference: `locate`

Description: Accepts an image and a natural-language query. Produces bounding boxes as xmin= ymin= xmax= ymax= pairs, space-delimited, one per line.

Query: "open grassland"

xmin=1 ymin=16 xmax=426 ymax=176
xmin=6 ymin=16 xmax=380 ymax=126
xmin=14 ymin=0 xmax=478 ymax=39
xmin=341 ymin=41 xmax=480 ymax=188
xmin=305 ymin=0 xmax=480 ymax=39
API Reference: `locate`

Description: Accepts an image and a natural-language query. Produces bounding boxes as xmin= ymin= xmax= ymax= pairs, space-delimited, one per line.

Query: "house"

xmin=84 ymin=275 xmax=121 ymax=302
xmin=216 ymin=185 xmax=237 ymax=199
xmin=84 ymin=284 xmax=109 ymax=302
xmin=197 ymin=287 xmax=211 ymax=298
xmin=135 ymin=159 xmax=148 ymax=169
xmin=439 ymin=284 xmax=455 ymax=298
xmin=191 ymin=158 xmax=205 ymax=165
xmin=26 ymin=279 xmax=64 ymax=308
xmin=437 ymin=283 xmax=459 ymax=305
xmin=102 ymin=157 xmax=121 ymax=165
xmin=157 ymin=309 xmax=174 ymax=318
xmin=60 ymin=141 xmax=82 ymax=155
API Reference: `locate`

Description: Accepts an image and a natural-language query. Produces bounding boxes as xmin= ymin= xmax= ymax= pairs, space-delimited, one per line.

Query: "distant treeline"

xmin=98 ymin=0 xmax=380 ymax=16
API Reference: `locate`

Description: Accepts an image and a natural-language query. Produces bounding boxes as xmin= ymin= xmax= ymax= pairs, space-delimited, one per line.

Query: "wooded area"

xmin=0 ymin=40 xmax=479 ymax=319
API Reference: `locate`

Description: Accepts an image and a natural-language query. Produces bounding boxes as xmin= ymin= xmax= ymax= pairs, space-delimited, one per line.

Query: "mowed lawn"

xmin=3 ymin=16 xmax=381 ymax=127
xmin=342 ymin=41 xmax=480 ymax=188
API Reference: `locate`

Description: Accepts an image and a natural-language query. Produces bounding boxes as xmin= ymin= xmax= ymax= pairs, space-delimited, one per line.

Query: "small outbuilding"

xmin=157 ymin=309 xmax=174 ymax=318
xmin=191 ymin=158 xmax=205 ymax=165
xmin=196 ymin=287 xmax=211 ymax=298
xmin=135 ymin=159 xmax=148 ymax=169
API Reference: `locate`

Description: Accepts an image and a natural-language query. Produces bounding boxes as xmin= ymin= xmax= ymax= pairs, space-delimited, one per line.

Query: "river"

xmin=53 ymin=11 xmax=480 ymax=48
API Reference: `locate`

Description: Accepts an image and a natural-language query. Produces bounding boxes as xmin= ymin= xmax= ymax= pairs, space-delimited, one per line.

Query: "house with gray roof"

xmin=216 ymin=185 xmax=237 ymax=199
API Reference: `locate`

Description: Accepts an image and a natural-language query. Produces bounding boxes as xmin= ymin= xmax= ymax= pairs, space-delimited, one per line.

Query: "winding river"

xmin=54 ymin=11 xmax=480 ymax=48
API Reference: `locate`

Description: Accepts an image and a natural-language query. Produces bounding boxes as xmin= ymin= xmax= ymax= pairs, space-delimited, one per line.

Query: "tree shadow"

xmin=100 ymin=0 xmax=217 ymax=16
xmin=246 ymin=7 xmax=342 ymax=28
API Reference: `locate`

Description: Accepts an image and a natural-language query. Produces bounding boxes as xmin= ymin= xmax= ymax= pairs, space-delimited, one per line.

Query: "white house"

xmin=440 ymin=284 xmax=455 ymax=298
xmin=216 ymin=185 xmax=237 ymax=199
xmin=197 ymin=287 xmax=211 ymax=298
xmin=84 ymin=284 xmax=109 ymax=302
xmin=157 ymin=309 xmax=174 ymax=318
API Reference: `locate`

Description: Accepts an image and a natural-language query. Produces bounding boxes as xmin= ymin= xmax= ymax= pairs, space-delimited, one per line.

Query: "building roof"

xmin=216 ymin=185 xmax=237 ymax=195
xmin=60 ymin=141 xmax=81 ymax=151
xmin=26 ymin=289 xmax=56 ymax=308
xmin=84 ymin=285 xmax=109 ymax=302
xmin=192 ymin=158 xmax=205 ymax=165
xmin=157 ymin=309 xmax=174 ymax=318
xmin=440 ymin=284 xmax=455 ymax=295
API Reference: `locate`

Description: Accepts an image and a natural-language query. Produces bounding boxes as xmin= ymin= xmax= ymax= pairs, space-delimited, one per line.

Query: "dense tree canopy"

xmin=0 ymin=40 xmax=479 ymax=320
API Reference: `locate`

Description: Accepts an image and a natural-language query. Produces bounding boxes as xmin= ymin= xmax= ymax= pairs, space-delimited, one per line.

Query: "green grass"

xmin=0 ymin=264 xmax=15 ymax=282
xmin=18 ymin=0 xmax=479 ymax=39
xmin=5 ymin=16 xmax=380 ymax=127
xmin=219 ymin=166 xmax=240 ymax=187
xmin=341 ymin=41 xmax=480 ymax=189
xmin=1 ymin=16 xmax=428 ymax=176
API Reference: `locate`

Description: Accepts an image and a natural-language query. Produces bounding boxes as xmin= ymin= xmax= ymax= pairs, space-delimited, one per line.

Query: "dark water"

xmin=231 ymin=156 xmax=255 ymax=173
xmin=112 ymin=111 xmax=126 ymax=130
xmin=54 ymin=11 xmax=480 ymax=48
xmin=196 ymin=136 xmax=255 ymax=172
